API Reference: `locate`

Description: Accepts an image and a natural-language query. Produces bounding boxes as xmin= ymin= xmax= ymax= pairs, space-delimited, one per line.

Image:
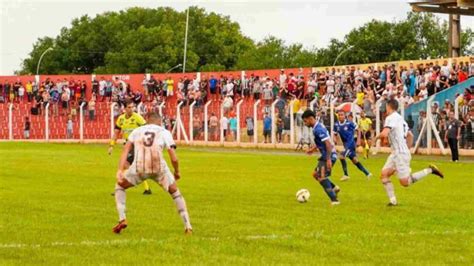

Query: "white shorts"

xmin=124 ymin=163 xmax=175 ymax=191
xmin=382 ymin=153 xmax=412 ymax=179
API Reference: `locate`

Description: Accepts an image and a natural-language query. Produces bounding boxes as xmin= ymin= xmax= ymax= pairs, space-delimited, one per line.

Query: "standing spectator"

xmin=282 ymin=111 xmax=291 ymax=143
xmin=445 ymin=111 xmax=461 ymax=162
xmin=166 ymin=76 xmax=174 ymax=97
xmin=276 ymin=114 xmax=283 ymax=143
xmin=88 ymin=98 xmax=96 ymax=121
xmin=24 ymin=117 xmax=30 ymax=139
xmin=209 ymin=75 xmax=218 ymax=101
xmin=220 ymin=115 xmax=228 ymax=141
xmin=66 ymin=114 xmax=73 ymax=139
xmin=26 ymin=81 xmax=33 ymax=102
xmin=229 ymin=115 xmax=237 ymax=141
xmin=18 ymin=85 xmax=25 ymax=103
xmin=192 ymin=113 xmax=202 ymax=139
xmin=279 ymin=69 xmax=287 ymax=87
xmin=209 ymin=113 xmax=218 ymax=141
xmin=92 ymin=77 xmax=99 ymax=96
xmin=262 ymin=84 xmax=273 ymax=106
xmin=99 ymin=77 xmax=107 ymax=101
xmin=263 ymin=113 xmax=272 ymax=143
xmin=245 ymin=116 xmax=254 ymax=141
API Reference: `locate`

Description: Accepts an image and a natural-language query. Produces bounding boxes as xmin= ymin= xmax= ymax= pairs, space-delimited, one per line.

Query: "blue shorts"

xmin=340 ymin=147 xmax=357 ymax=160
xmin=315 ymin=153 xmax=337 ymax=179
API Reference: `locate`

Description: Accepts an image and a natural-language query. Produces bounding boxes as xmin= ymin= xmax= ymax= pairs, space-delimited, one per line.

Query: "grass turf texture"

xmin=0 ymin=142 xmax=473 ymax=265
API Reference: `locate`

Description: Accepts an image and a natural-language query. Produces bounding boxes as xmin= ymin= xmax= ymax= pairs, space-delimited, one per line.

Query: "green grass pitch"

xmin=0 ymin=143 xmax=473 ymax=265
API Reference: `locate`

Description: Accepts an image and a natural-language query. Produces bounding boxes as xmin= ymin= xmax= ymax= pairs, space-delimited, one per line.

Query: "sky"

xmin=1 ymin=0 xmax=473 ymax=75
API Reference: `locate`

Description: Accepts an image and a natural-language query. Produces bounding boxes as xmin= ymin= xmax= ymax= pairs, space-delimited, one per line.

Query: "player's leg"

xmin=397 ymin=154 xmax=444 ymax=187
xmin=113 ymin=170 xmax=138 ymax=234
xmin=168 ymin=183 xmax=193 ymax=234
xmin=154 ymin=167 xmax=192 ymax=233
xmin=380 ymin=154 xmax=397 ymax=206
xmin=339 ymin=151 xmax=350 ymax=181
xmin=349 ymin=152 xmax=372 ymax=179
xmin=313 ymin=160 xmax=339 ymax=204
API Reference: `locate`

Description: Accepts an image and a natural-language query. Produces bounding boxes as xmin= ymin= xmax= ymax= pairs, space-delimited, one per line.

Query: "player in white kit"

xmin=112 ymin=110 xmax=192 ymax=234
xmin=374 ymin=99 xmax=444 ymax=206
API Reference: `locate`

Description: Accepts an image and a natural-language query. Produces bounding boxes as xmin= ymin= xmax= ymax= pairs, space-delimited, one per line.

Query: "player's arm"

xmin=373 ymin=127 xmax=390 ymax=146
xmin=406 ymin=130 xmax=414 ymax=148
xmin=167 ymin=145 xmax=180 ymax=180
xmin=116 ymin=141 xmax=132 ymax=182
xmin=324 ymin=139 xmax=333 ymax=169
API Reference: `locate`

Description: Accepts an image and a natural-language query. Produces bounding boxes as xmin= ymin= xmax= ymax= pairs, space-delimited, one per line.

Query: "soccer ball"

xmin=296 ymin=189 xmax=310 ymax=203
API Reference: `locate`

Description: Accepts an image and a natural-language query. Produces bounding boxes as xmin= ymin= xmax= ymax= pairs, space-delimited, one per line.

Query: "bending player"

xmin=109 ymin=100 xmax=152 ymax=195
xmin=112 ymin=110 xmax=192 ymax=234
xmin=333 ymin=110 xmax=372 ymax=181
xmin=302 ymin=109 xmax=340 ymax=205
xmin=374 ymin=99 xmax=444 ymax=206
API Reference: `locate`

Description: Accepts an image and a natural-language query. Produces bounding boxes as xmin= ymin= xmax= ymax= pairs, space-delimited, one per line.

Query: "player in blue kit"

xmin=333 ymin=110 xmax=372 ymax=181
xmin=302 ymin=109 xmax=340 ymax=205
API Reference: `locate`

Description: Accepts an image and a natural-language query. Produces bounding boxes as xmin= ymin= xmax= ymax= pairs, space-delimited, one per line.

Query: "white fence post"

xmin=309 ymin=98 xmax=317 ymax=111
xmin=289 ymin=100 xmax=295 ymax=145
xmin=159 ymin=102 xmax=165 ymax=117
xmin=220 ymin=104 xmax=224 ymax=144
xmin=375 ymin=99 xmax=382 ymax=150
xmin=189 ymin=101 xmax=196 ymax=142
xmin=177 ymin=101 xmax=183 ymax=141
xmin=236 ymin=99 xmax=244 ymax=144
xmin=330 ymin=101 xmax=335 ymax=138
xmin=427 ymin=99 xmax=432 ymax=154
xmin=137 ymin=102 xmax=143 ymax=116
xmin=110 ymin=102 xmax=117 ymax=139
xmin=253 ymin=99 xmax=261 ymax=144
xmin=454 ymin=98 xmax=459 ymax=120
xmin=204 ymin=100 xmax=212 ymax=143
xmin=45 ymin=103 xmax=50 ymax=141
xmin=79 ymin=102 xmax=86 ymax=142
xmin=351 ymin=99 xmax=358 ymax=124
xmin=8 ymin=103 xmax=13 ymax=140
xmin=271 ymin=99 xmax=279 ymax=144
xmin=241 ymin=71 xmax=245 ymax=98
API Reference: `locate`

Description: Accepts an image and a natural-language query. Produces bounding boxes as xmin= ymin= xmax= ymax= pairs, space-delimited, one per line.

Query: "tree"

xmin=18 ymin=9 xmax=474 ymax=74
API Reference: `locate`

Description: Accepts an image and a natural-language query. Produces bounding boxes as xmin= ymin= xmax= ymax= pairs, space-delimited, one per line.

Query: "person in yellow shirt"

xmin=26 ymin=81 xmax=33 ymax=102
xmin=109 ymin=100 xmax=152 ymax=195
xmin=357 ymin=111 xmax=372 ymax=159
xmin=166 ymin=77 xmax=174 ymax=96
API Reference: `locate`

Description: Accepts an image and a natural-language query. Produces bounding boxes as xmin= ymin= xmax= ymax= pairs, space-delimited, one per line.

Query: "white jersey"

xmin=128 ymin=124 xmax=175 ymax=177
xmin=384 ymin=112 xmax=410 ymax=155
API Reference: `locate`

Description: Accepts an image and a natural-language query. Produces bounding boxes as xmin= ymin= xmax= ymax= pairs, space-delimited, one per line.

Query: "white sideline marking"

xmin=0 ymin=230 xmax=470 ymax=249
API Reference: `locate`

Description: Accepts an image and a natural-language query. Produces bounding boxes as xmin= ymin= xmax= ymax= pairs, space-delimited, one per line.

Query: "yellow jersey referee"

xmin=108 ymin=99 xmax=152 ymax=195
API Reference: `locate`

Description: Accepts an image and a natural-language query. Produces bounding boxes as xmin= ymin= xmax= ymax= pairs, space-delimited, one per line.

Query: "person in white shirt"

xmin=221 ymin=115 xmax=229 ymax=140
xmin=373 ymin=99 xmax=444 ymax=206
xmin=112 ymin=111 xmax=192 ymax=235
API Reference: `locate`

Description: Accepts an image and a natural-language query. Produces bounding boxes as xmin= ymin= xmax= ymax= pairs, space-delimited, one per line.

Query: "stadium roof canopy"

xmin=410 ymin=0 xmax=474 ymax=16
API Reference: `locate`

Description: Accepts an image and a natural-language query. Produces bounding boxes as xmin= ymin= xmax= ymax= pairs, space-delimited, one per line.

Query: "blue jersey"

xmin=312 ymin=122 xmax=335 ymax=159
xmin=209 ymin=78 xmax=218 ymax=89
xmin=334 ymin=120 xmax=357 ymax=149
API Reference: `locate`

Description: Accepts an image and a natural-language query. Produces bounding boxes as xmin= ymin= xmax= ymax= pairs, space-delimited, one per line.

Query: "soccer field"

xmin=0 ymin=143 xmax=473 ymax=265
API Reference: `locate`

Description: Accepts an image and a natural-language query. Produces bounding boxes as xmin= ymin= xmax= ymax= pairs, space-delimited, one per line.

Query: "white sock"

xmin=410 ymin=168 xmax=432 ymax=184
xmin=171 ymin=190 xmax=192 ymax=229
xmin=383 ymin=181 xmax=397 ymax=204
xmin=115 ymin=184 xmax=126 ymax=221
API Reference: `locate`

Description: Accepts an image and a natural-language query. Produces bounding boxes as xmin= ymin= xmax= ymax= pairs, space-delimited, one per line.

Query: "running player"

xmin=302 ymin=109 xmax=340 ymax=205
xmin=374 ymin=99 xmax=444 ymax=206
xmin=358 ymin=111 xmax=372 ymax=159
xmin=112 ymin=110 xmax=192 ymax=234
xmin=109 ymin=100 xmax=152 ymax=195
xmin=333 ymin=110 xmax=372 ymax=181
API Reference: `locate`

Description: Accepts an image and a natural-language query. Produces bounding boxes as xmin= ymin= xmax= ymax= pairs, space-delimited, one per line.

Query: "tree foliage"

xmin=18 ymin=9 xmax=474 ymax=75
